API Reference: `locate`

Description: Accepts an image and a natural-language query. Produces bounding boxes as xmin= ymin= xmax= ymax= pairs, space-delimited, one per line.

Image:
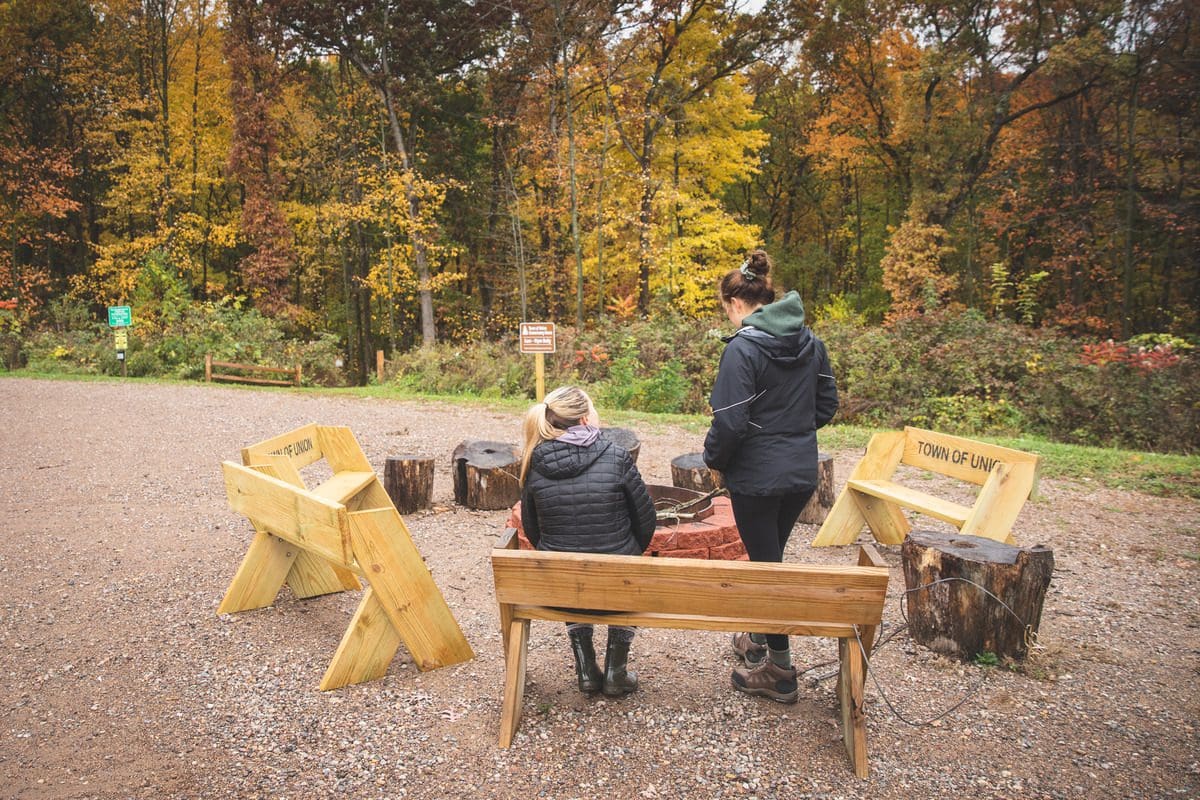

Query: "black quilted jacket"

xmin=521 ymin=437 xmax=657 ymax=555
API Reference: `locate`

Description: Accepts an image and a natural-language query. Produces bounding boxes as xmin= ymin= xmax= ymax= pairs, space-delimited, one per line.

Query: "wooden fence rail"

xmin=205 ymin=353 xmax=302 ymax=387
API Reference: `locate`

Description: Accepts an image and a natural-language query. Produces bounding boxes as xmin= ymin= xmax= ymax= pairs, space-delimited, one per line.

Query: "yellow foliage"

xmin=880 ymin=219 xmax=958 ymax=321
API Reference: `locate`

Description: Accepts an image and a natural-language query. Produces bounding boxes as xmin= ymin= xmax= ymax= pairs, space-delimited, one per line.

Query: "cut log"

xmin=384 ymin=455 xmax=434 ymax=514
xmin=670 ymin=452 xmax=724 ymax=493
xmin=452 ymin=441 xmax=521 ymax=510
xmin=901 ymin=530 xmax=1054 ymax=661
xmin=797 ymin=452 xmax=835 ymax=525
xmin=601 ymin=427 xmax=641 ymax=463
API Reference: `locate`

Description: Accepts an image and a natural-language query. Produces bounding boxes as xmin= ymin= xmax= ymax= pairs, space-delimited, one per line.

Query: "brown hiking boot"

xmin=731 ymin=632 xmax=767 ymax=667
xmin=731 ymin=659 xmax=799 ymax=704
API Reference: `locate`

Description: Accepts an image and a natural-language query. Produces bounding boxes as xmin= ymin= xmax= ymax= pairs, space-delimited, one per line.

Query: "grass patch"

xmin=988 ymin=434 xmax=1200 ymax=499
xmin=5 ymin=372 xmax=1198 ymax=498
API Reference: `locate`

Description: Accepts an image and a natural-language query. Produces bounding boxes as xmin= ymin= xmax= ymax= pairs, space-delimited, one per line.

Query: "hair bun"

xmin=746 ymin=249 xmax=770 ymax=278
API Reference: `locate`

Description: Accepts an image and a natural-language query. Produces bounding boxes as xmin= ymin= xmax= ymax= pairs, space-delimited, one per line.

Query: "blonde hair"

xmin=519 ymin=385 xmax=594 ymax=485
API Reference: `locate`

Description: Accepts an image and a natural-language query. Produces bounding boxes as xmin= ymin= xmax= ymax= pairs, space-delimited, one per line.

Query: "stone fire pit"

xmin=506 ymin=484 xmax=745 ymax=560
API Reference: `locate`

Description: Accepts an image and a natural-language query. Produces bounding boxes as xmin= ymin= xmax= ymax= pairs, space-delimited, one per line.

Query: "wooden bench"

xmin=812 ymin=426 xmax=1040 ymax=547
xmin=491 ymin=530 xmax=889 ymax=777
xmin=219 ymin=424 xmax=473 ymax=690
xmin=205 ymin=352 xmax=302 ymax=387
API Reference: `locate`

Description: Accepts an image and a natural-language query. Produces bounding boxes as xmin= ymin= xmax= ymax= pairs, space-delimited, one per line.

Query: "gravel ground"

xmin=1 ymin=376 xmax=1197 ymax=800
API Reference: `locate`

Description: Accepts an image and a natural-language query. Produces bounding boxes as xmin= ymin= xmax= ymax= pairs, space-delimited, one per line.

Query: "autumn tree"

xmin=602 ymin=0 xmax=777 ymax=314
xmin=271 ymin=0 xmax=511 ymax=346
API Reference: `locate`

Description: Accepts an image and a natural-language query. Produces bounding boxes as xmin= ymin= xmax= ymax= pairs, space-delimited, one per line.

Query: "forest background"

xmin=1 ymin=0 xmax=1196 ymax=453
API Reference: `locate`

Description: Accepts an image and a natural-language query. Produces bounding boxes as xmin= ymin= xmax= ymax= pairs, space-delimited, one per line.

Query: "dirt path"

xmin=1 ymin=377 xmax=1197 ymax=799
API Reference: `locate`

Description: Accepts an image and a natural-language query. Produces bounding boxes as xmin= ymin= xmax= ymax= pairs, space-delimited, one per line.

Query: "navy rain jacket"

xmin=703 ymin=290 xmax=838 ymax=496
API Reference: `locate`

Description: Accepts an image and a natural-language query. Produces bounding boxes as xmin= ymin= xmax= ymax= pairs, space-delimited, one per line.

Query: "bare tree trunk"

xmin=554 ymin=0 xmax=585 ymax=328
xmin=354 ymin=32 xmax=437 ymax=348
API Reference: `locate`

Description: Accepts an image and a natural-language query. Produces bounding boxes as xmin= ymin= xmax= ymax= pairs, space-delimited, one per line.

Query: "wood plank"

xmin=901 ymin=426 xmax=1039 ymax=487
xmin=959 ymin=461 xmax=1036 ymax=542
xmin=510 ymin=606 xmax=858 ymax=638
xmin=838 ymin=637 xmax=870 ymax=778
xmin=240 ymin=455 xmax=362 ymax=596
xmin=849 ymin=490 xmax=911 ymax=545
xmin=209 ymin=359 xmax=297 ymax=375
xmin=286 ymin=550 xmax=362 ymax=598
xmin=210 ymin=374 xmax=294 ymax=386
xmin=348 ymin=508 xmax=474 ymax=670
xmin=813 ymin=431 xmax=905 ymax=547
xmin=311 ymin=471 xmax=378 ymax=505
xmin=222 ymin=461 xmax=352 ymax=567
xmin=811 ymin=486 xmax=870 ymax=546
xmin=858 ymin=544 xmax=887 ymax=569
xmin=491 ymin=551 xmax=888 ymax=626
xmin=848 ymin=479 xmax=971 ymax=526
xmin=317 ymin=426 xmax=374 ymax=473
xmin=498 ymin=619 xmax=529 ymax=748
xmin=241 ymin=424 xmax=323 ymax=470
xmin=216 ymin=531 xmax=297 ymax=614
xmin=849 ymin=430 xmax=907 ymax=480
xmin=320 ymin=588 xmax=404 ymax=690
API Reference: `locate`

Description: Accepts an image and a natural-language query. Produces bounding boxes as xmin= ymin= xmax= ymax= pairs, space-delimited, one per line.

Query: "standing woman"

xmin=519 ymin=386 xmax=658 ymax=696
xmin=704 ymin=249 xmax=839 ymax=703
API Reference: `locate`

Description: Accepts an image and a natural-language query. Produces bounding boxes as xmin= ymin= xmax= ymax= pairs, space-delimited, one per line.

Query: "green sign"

xmin=107 ymin=305 xmax=131 ymax=327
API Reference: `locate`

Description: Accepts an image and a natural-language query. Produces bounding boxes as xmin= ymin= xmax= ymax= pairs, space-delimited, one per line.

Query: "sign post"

xmin=518 ymin=322 xmax=556 ymax=401
xmin=107 ymin=305 xmax=131 ymax=377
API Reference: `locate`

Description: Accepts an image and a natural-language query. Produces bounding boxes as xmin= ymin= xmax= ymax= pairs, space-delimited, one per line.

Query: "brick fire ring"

xmin=505 ymin=484 xmax=746 ymax=560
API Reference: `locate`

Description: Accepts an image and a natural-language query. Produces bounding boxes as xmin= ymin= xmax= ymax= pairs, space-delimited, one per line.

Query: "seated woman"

xmin=518 ymin=386 xmax=657 ymax=696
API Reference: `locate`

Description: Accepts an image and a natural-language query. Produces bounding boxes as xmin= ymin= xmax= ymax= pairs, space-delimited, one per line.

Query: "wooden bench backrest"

xmin=241 ymin=424 xmax=372 ymax=475
xmin=901 ymin=426 xmax=1040 ymax=492
xmin=492 ymin=548 xmax=888 ymax=627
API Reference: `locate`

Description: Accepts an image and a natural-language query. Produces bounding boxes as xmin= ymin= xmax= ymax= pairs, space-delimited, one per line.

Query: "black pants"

xmin=729 ymin=490 xmax=814 ymax=651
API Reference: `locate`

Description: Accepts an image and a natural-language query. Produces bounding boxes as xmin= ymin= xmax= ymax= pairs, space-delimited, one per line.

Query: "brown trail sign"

xmin=218 ymin=424 xmax=473 ymax=690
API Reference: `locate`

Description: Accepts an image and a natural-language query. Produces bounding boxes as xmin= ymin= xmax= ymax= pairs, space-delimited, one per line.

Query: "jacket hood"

xmin=532 ymin=437 xmax=611 ymax=480
xmin=730 ymin=290 xmax=815 ymax=365
xmin=743 ymin=290 xmax=806 ymax=335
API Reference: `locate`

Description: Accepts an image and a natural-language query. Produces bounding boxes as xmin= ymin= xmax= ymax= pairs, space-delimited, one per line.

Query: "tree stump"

xmin=384 ymin=455 xmax=434 ymax=514
xmin=601 ymin=427 xmax=641 ymax=463
xmin=451 ymin=440 xmax=521 ymax=510
xmin=670 ymin=452 xmax=724 ymax=493
xmin=901 ymin=530 xmax=1054 ymax=661
xmin=797 ymin=452 xmax=835 ymax=524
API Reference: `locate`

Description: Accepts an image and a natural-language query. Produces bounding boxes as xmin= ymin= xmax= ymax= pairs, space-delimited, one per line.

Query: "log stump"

xmin=384 ymin=455 xmax=434 ymax=514
xmin=452 ymin=440 xmax=521 ymax=510
xmin=601 ymin=427 xmax=641 ymax=463
xmin=797 ymin=452 xmax=835 ymax=525
xmin=670 ymin=452 xmax=724 ymax=493
xmin=902 ymin=530 xmax=1054 ymax=661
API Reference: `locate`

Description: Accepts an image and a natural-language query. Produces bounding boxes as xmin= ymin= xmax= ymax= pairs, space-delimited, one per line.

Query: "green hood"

xmin=742 ymin=290 xmax=807 ymax=337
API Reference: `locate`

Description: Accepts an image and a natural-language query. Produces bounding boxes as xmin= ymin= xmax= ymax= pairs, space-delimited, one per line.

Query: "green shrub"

xmin=20 ymin=296 xmax=343 ymax=386
xmin=820 ymin=310 xmax=1199 ymax=452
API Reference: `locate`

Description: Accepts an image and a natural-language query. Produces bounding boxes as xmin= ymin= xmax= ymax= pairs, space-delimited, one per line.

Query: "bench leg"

xmin=959 ymin=461 xmax=1034 ymax=543
xmin=813 ymin=431 xmax=905 ymax=547
xmin=217 ymin=531 xmax=298 ymax=614
xmin=812 ymin=487 xmax=868 ymax=546
xmin=851 ymin=491 xmax=910 ymax=545
xmin=321 ymin=587 xmax=403 ymax=690
xmin=286 ymin=550 xmax=362 ymax=598
xmin=348 ymin=508 xmax=475 ymax=670
xmin=498 ymin=618 xmax=530 ymax=748
xmin=837 ymin=636 xmax=870 ymax=779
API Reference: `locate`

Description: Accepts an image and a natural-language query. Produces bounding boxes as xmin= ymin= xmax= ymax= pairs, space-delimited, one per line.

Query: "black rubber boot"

xmin=569 ymin=630 xmax=603 ymax=694
xmin=602 ymin=637 xmax=639 ymax=697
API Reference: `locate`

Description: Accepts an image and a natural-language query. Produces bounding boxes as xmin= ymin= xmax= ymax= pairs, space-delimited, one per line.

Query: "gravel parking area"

xmin=1 ymin=376 xmax=1197 ymax=799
